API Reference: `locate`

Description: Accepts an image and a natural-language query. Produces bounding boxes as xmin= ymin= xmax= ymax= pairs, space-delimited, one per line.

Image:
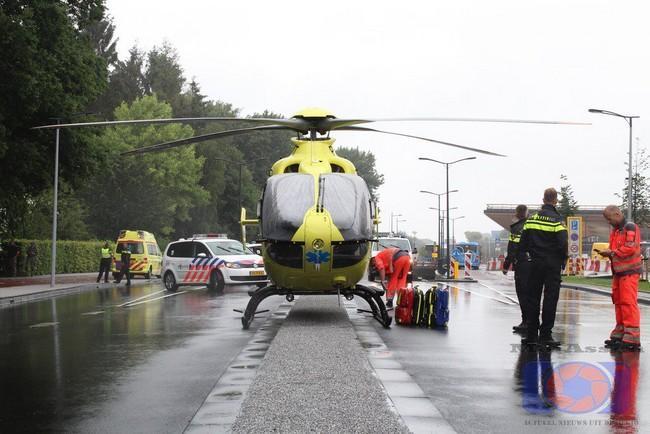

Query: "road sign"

xmin=567 ymin=216 xmax=583 ymax=258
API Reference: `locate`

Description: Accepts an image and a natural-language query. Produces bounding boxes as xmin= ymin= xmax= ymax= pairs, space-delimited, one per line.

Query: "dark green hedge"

xmin=10 ymin=239 xmax=115 ymax=275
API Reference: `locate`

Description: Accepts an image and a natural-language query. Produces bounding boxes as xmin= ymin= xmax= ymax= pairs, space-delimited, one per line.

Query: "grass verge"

xmin=562 ymin=275 xmax=650 ymax=293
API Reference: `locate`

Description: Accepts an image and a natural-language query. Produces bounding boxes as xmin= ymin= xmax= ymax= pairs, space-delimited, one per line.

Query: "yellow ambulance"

xmin=111 ymin=230 xmax=163 ymax=280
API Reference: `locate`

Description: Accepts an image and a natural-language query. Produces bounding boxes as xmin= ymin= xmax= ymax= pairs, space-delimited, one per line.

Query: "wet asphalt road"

xmin=0 ymin=281 xmax=282 ymax=433
xmin=374 ymin=271 xmax=649 ymax=433
xmin=2 ymin=271 xmax=649 ymax=433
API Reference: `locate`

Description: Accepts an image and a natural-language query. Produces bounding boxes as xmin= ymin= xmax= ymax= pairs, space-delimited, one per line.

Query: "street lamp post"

xmin=452 ymin=216 xmax=465 ymax=246
xmin=420 ymin=189 xmax=458 ymax=248
xmin=390 ymin=213 xmax=402 ymax=234
xmin=50 ymin=120 xmax=61 ymax=287
xmin=428 ymin=206 xmax=458 ymax=250
xmin=214 ymin=157 xmax=267 ymax=217
xmin=588 ymin=108 xmax=640 ymax=220
xmin=48 ymin=113 xmax=97 ymax=286
xmin=395 ymin=218 xmax=406 ymax=234
xmin=419 ymin=156 xmax=476 ymax=277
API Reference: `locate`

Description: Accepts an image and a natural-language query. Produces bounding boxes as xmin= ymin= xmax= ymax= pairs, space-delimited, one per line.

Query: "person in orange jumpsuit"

xmin=599 ymin=205 xmax=642 ymax=350
xmin=373 ymin=247 xmax=411 ymax=308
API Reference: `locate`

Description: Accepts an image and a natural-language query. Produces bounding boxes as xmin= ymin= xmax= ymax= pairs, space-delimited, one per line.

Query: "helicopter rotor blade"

xmin=335 ymin=126 xmax=506 ymax=157
xmin=325 ymin=117 xmax=590 ymax=130
xmin=121 ymin=125 xmax=292 ymax=156
xmin=33 ymin=117 xmax=310 ymax=131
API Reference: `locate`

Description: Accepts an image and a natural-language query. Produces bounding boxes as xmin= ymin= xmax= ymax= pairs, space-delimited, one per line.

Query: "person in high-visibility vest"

xmin=503 ymin=204 xmax=530 ymax=333
xmin=96 ymin=241 xmax=113 ymax=283
xmin=520 ymin=188 xmax=568 ymax=348
xmin=599 ymin=205 xmax=642 ymax=350
xmin=373 ymin=247 xmax=411 ymax=308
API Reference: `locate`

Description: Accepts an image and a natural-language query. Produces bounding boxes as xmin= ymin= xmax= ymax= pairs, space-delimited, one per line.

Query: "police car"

xmin=161 ymin=234 xmax=268 ymax=293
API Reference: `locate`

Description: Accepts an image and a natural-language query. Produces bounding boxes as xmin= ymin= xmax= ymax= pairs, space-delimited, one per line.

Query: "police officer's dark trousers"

xmin=116 ymin=263 xmax=131 ymax=285
xmin=514 ymin=260 xmax=531 ymax=323
xmin=97 ymin=258 xmax=111 ymax=283
xmin=525 ymin=257 xmax=561 ymax=339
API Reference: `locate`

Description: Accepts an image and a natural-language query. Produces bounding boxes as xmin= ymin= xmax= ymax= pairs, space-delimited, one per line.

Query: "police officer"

xmin=97 ymin=242 xmax=113 ymax=283
xmin=520 ymin=188 xmax=568 ymax=348
xmin=115 ymin=246 xmax=131 ymax=286
xmin=503 ymin=204 xmax=530 ymax=333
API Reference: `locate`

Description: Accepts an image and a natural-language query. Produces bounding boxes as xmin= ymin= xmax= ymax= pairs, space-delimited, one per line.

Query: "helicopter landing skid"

xmin=351 ymin=284 xmax=392 ymax=329
xmin=240 ymin=285 xmax=280 ymax=330
xmin=239 ymin=284 xmax=391 ymax=330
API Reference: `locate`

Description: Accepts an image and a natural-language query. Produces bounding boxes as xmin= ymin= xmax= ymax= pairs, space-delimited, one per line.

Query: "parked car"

xmin=162 ymin=235 xmax=268 ymax=293
xmin=413 ymin=244 xmax=437 ymax=280
xmin=367 ymin=236 xmax=415 ymax=282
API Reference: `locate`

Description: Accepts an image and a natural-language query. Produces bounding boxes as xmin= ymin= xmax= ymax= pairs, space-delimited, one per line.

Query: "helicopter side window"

xmin=320 ymin=174 xmax=372 ymax=241
xmin=261 ymin=174 xmax=315 ymax=241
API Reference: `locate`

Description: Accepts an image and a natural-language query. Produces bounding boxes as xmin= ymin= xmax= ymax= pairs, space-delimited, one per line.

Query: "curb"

xmin=561 ymin=283 xmax=650 ymax=306
xmin=0 ymin=279 xmax=158 ymax=308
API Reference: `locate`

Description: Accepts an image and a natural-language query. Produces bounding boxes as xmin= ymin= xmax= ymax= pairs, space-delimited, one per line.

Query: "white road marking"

xmin=117 ymin=289 xmax=166 ymax=307
xmin=122 ymin=291 xmax=187 ymax=307
xmin=449 ymin=285 xmax=516 ymax=305
xmin=30 ymin=322 xmax=59 ymax=328
xmin=477 ymin=282 xmax=519 ymax=304
xmin=81 ymin=311 xmax=105 ymax=316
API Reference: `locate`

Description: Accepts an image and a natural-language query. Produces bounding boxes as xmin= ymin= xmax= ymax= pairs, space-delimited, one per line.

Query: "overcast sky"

xmin=106 ymin=0 xmax=649 ymax=242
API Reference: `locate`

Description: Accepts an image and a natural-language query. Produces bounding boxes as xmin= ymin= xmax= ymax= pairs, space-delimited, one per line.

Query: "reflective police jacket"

xmin=609 ymin=220 xmax=642 ymax=276
xmin=519 ymin=204 xmax=568 ymax=264
xmin=503 ymin=217 xmax=527 ymax=270
xmin=120 ymin=250 xmax=131 ymax=267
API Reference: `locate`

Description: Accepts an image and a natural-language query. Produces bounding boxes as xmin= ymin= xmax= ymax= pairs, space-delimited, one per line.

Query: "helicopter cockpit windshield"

xmin=262 ymin=174 xmax=314 ymax=241
xmin=320 ymin=174 xmax=372 ymax=241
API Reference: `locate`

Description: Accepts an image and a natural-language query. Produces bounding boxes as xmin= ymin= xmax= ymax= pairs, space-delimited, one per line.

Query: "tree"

xmin=0 ymin=1 xmax=108 ymax=237
xmin=335 ymin=146 xmax=385 ymax=199
xmin=558 ymin=174 xmax=579 ymax=219
xmin=618 ymin=148 xmax=650 ymax=225
xmin=81 ymin=95 xmax=208 ymax=239
xmin=144 ymin=42 xmax=185 ymax=113
xmin=83 ymin=15 xmax=118 ymax=69
xmin=20 ymin=183 xmax=91 ymax=240
xmin=93 ymin=46 xmax=147 ymax=118
xmin=464 ymin=231 xmax=483 ymax=243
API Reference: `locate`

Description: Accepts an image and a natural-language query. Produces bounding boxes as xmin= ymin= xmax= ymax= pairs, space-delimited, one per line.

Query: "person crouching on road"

xmin=373 ymin=247 xmax=411 ymax=308
xmin=115 ymin=246 xmax=131 ymax=286
xmin=520 ymin=188 xmax=568 ymax=348
xmin=97 ymin=242 xmax=113 ymax=283
xmin=503 ymin=204 xmax=530 ymax=333
xmin=600 ymin=205 xmax=642 ymax=351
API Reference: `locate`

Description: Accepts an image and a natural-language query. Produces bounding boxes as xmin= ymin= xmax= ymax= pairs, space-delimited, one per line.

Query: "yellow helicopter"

xmin=36 ymin=108 xmax=585 ymax=328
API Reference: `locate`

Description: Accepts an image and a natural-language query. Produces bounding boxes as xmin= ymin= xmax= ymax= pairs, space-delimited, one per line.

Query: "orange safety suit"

xmin=608 ymin=221 xmax=642 ymax=346
xmin=373 ymin=247 xmax=411 ymax=299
